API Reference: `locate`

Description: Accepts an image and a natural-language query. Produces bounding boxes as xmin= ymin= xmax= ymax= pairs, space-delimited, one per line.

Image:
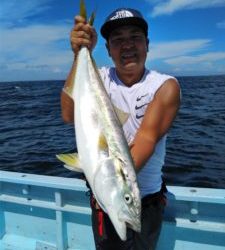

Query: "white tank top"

xmin=99 ymin=67 xmax=176 ymax=197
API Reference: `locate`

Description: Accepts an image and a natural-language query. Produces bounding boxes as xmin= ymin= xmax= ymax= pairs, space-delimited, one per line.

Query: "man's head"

xmin=100 ymin=8 xmax=149 ymax=82
xmin=100 ymin=8 xmax=148 ymax=41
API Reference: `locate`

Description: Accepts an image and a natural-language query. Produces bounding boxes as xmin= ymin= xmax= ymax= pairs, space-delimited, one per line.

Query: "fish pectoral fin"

xmin=56 ymin=153 xmax=83 ymax=173
xmin=63 ymin=164 xmax=83 ymax=173
xmin=113 ymin=105 xmax=129 ymax=125
xmin=98 ymin=133 xmax=108 ymax=151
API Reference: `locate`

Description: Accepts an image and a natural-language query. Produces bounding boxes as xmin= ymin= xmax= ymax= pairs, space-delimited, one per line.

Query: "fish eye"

xmin=124 ymin=193 xmax=132 ymax=204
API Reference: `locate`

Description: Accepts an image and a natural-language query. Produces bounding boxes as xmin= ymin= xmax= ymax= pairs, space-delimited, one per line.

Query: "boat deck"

xmin=0 ymin=170 xmax=225 ymax=250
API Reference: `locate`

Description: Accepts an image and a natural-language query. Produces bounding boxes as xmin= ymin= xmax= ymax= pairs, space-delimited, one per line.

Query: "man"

xmin=61 ymin=7 xmax=180 ymax=250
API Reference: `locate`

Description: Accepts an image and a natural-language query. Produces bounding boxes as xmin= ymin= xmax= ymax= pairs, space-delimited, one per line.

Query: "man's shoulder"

xmin=147 ymin=70 xmax=175 ymax=80
xmin=149 ymin=70 xmax=179 ymax=87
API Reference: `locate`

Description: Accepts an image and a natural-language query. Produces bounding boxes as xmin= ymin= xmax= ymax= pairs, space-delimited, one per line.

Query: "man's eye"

xmin=132 ymin=35 xmax=144 ymax=41
xmin=110 ymin=38 xmax=123 ymax=47
xmin=112 ymin=38 xmax=122 ymax=43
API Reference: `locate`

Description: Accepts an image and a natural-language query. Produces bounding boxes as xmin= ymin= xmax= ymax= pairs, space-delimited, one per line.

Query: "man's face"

xmin=107 ymin=25 xmax=148 ymax=74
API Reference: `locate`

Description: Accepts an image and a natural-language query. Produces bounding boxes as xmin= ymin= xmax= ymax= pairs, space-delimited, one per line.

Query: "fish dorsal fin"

xmin=56 ymin=153 xmax=83 ymax=173
xmin=113 ymin=105 xmax=129 ymax=125
xmin=98 ymin=133 xmax=108 ymax=151
xmin=63 ymin=86 xmax=73 ymax=99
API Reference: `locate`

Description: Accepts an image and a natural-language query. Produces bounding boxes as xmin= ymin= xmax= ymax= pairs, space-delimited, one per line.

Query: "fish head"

xmin=114 ymin=157 xmax=141 ymax=230
xmin=117 ymin=182 xmax=141 ymax=233
xmin=93 ymin=157 xmax=141 ymax=241
xmin=103 ymin=175 xmax=141 ymax=241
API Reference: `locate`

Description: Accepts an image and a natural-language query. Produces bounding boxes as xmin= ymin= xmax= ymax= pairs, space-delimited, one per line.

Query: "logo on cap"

xmin=110 ymin=10 xmax=134 ymax=20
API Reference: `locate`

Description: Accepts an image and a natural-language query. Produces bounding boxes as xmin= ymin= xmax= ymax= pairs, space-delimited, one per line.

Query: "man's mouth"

xmin=121 ymin=52 xmax=138 ymax=65
xmin=122 ymin=52 xmax=136 ymax=60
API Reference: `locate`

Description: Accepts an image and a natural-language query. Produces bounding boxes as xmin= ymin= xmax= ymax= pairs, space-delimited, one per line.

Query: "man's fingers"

xmin=70 ymin=16 xmax=97 ymax=53
xmin=74 ymin=15 xmax=86 ymax=25
xmin=71 ymin=29 xmax=91 ymax=40
xmin=71 ymin=37 xmax=92 ymax=47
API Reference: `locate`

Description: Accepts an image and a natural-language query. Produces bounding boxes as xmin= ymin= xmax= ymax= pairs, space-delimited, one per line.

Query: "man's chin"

xmin=123 ymin=62 xmax=138 ymax=70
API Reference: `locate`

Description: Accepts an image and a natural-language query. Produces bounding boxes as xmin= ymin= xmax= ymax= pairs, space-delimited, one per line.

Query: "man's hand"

xmin=70 ymin=15 xmax=97 ymax=54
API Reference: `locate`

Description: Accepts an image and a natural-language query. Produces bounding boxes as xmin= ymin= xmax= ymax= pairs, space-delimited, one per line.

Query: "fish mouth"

xmin=126 ymin=222 xmax=141 ymax=233
xmin=118 ymin=210 xmax=141 ymax=233
xmin=126 ymin=220 xmax=141 ymax=233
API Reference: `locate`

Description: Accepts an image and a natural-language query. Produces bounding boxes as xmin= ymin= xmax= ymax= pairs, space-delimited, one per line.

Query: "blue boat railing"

xmin=0 ymin=170 xmax=225 ymax=250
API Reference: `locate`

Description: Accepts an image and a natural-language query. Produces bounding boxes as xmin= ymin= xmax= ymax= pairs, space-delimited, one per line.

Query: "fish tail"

xmin=80 ymin=0 xmax=87 ymax=21
xmin=88 ymin=10 xmax=96 ymax=26
xmin=80 ymin=0 xmax=96 ymax=26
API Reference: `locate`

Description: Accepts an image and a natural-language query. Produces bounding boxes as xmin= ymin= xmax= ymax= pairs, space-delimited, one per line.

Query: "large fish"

xmin=57 ymin=0 xmax=141 ymax=240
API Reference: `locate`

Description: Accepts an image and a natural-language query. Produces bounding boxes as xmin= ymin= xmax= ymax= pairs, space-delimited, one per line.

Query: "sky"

xmin=0 ymin=0 xmax=225 ymax=82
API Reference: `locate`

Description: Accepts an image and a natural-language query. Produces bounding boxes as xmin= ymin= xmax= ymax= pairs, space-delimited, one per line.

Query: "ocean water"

xmin=0 ymin=76 xmax=225 ymax=188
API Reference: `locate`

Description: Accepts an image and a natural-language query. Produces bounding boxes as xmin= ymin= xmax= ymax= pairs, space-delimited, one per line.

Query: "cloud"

xmin=0 ymin=0 xmax=53 ymax=27
xmin=1 ymin=25 xmax=69 ymax=53
xmin=0 ymin=24 xmax=73 ymax=81
xmin=147 ymin=39 xmax=225 ymax=75
xmin=148 ymin=39 xmax=211 ymax=60
xmin=0 ymin=0 xmax=76 ymax=81
xmin=164 ymin=52 xmax=225 ymax=65
xmin=150 ymin=0 xmax=225 ymax=17
xmin=217 ymin=20 xmax=225 ymax=29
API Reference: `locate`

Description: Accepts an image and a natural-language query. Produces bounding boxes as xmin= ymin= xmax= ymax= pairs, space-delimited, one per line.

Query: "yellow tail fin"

xmin=80 ymin=0 xmax=96 ymax=25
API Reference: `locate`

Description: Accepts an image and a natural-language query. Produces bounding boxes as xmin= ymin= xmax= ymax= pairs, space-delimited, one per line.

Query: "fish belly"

xmin=74 ymin=48 xmax=103 ymax=187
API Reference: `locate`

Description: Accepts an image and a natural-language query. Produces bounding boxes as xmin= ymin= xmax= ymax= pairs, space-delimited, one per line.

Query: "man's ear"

xmin=105 ymin=42 xmax=111 ymax=57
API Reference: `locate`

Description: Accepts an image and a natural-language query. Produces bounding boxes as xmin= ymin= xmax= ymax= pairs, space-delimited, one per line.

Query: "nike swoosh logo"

xmin=136 ymin=94 xmax=148 ymax=102
xmin=136 ymin=114 xmax=144 ymax=119
xmin=135 ymin=103 xmax=148 ymax=110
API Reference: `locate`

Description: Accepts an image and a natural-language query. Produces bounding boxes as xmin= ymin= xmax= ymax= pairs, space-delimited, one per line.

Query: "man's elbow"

xmin=61 ymin=92 xmax=74 ymax=124
xmin=61 ymin=111 xmax=74 ymax=124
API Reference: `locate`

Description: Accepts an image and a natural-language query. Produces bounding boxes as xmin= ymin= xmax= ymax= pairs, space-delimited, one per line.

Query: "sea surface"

xmin=1 ymin=75 xmax=225 ymax=188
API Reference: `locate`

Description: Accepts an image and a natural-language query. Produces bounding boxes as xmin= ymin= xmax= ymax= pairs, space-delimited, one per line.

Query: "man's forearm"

xmin=130 ymin=135 xmax=156 ymax=173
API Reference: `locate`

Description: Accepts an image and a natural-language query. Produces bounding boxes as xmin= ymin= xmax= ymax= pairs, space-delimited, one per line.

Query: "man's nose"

xmin=121 ymin=37 xmax=135 ymax=48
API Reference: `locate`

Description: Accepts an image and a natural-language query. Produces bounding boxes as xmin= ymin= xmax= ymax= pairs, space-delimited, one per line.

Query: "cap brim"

xmin=100 ymin=17 xmax=148 ymax=40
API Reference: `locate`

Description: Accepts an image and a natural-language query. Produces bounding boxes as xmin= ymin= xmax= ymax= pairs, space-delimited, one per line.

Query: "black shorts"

xmin=90 ymin=191 xmax=166 ymax=250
